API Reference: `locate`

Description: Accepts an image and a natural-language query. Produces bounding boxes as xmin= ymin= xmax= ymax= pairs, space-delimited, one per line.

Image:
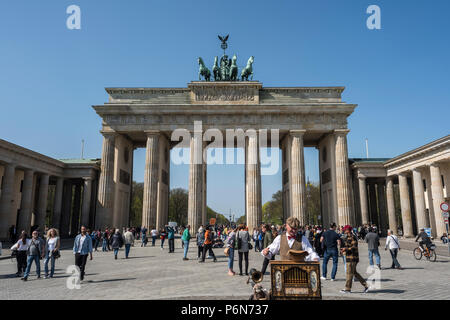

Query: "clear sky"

xmin=1 ymin=0 xmax=449 ymax=219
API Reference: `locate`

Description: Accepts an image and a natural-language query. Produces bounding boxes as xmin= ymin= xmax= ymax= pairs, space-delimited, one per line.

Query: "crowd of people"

xmin=3 ymin=217 xmax=441 ymax=294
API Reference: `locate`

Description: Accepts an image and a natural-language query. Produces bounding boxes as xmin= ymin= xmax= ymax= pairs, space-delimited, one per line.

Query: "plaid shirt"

xmin=342 ymin=234 xmax=359 ymax=263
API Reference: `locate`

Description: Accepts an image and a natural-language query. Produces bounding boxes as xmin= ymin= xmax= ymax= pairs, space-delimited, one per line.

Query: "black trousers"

xmin=202 ymin=244 xmax=216 ymax=261
xmin=198 ymin=246 xmax=202 ymax=258
xmin=75 ymin=253 xmax=88 ymax=280
xmin=168 ymin=239 xmax=175 ymax=252
xmin=16 ymin=251 xmax=27 ymax=274
xmin=238 ymin=251 xmax=249 ymax=274
xmin=261 ymin=255 xmax=275 ymax=274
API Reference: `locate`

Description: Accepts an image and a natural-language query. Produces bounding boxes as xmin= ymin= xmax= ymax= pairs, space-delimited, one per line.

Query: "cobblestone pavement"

xmin=0 ymin=239 xmax=448 ymax=300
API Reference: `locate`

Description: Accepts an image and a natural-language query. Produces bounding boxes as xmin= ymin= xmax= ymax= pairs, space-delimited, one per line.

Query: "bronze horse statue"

xmin=229 ymin=54 xmax=238 ymax=81
xmin=241 ymin=56 xmax=254 ymax=81
xmin=198 ymin=57 xmax=211 ymax=81
xmin=212 ymin=56 xmax=220 ymax=81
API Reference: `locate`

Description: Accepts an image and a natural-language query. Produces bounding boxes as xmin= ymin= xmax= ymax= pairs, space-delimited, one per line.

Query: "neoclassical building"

xmin=351 ymin=135 xmax=450 ymax=238
xmin=92 ymin=82 xmax=357 ymax=235
xmin=0 ymin=139 xmax=100 ymax=239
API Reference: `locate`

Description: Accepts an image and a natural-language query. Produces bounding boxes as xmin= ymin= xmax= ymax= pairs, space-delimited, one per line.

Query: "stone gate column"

xmin=188 ymin=131 xmax=203 ymax=235
xmin=35 ymin=173 xmax=50 ymax=230
xmin=368 ymin=182 xmax=378 ymax=226
xmin=0 ymin=163 xmax=16 ymax=238
xmin=70 ymin=183 xmax=82 ymax=235
xmin=334 ymin=130 xmax=354 ymax=226
xmin=430 ymin=163 xmax=446 ymax=237
xmin=60 ymin=181 xmax=73 ymax=237
xmin=52 ymin=177 xmax=64 ymax=230
xmin=245 ymin=131 xmax=262 ymax=231
xmin=398 ymin=173 xmax=414 ymax=237
xmin=377 ymin=179 xmax=388 ymax=235
xmin=386 ymin=177 xmax=398 ymax=235
xmin=358 ymin=177 xmax=369 ymax=225
xmin=142 ymin=131 xmax=160 ymax=230
xmin=289 ymin=130 xmax=306 ymax=225
xmin=81 ymin=177 xmax=93 ymax=227
xmin=18 ymin=169 xmax=34 ymax=234
xmin=412 ymin=169 xmax=428 ymax=232
xmin=96 ymin=132 xmax=116 ymax=229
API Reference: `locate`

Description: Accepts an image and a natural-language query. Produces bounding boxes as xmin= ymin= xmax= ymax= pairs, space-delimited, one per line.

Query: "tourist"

xmin=136 ymin=226 xmax=141 ymax=240
xmin=237 ymin=224 xmax=251 ymax=275
xmin=150 ymin=227 xmax=158 ymax=246
xmin=73 ymin=225 xmax=93 ymax=281
xmin=261 ymin=224 xmax=274 ymax=275
xmin=44 ymin=228 xmax=60 ymax=278
xmin=313 ymin=227 xmax=323 ymax=257
xmin=111 ymin=229 xmax=124 ymax=260
xmin=340 ymin=225 xmax=369 ymax=294
xmin=141 ymin=226 xmax=148 ymax=247
xmin=200 ymin=225 xmax=217 ymax=263
xmin=416 ymin=228 xmax=432 ymax=251
xmin=441 ymin=233 xmax=449 ymax=244
xmin=21 ymin=230 xmax=45 ymax=281
xmin=385 ymin=229 xmax=402 ymax=269
xmin=167 ymin=225 xmax=175 ymax=253
xmin=320 ymin=223 xmax=341 ymax=281
xmin=196 ymin=226 xmax=205 ymax=259
xmin=123 ymin=228 xmax=135 ymax=259
xmin=252 ymin=228 xmax=258 ymax=252
xmin=257 ymin=226 xmax=264 ymax=252
xmin=262 ymin=217 xmax=319 ymax=262
xmin=365 ymin=227 xmax=381 ymax=269
xmin=181 ymin=225 xmax=191 ymax=260
xmin=101 ymin=229 xmax=109 ymax=252
xmin=11 ymin=231 xmax=29 ymax=277
xmin=94 ymin=229 xmax=101 ymax=251
xmin=160 ymin=228 xmax=167 ymax=250
xmin=225 ymin=227 xmax=237 ymax=276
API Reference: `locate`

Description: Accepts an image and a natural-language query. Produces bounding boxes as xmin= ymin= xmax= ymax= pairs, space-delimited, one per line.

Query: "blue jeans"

xmin=161 ymin=238 xmax=165 ymax=248
xmin=152 ymin=236 xmax=156 ymax=246
xmin=102 ymin=239 xmax=108 ymax=251
xmin=183 ymin=241 xmax=189 ymax=258
xmin=125 ymin=244 xmax=131 ymax=258
xmin=44 ymin=251 xmax=55 ymax=277
xmin=113 ymin=248 xmax=119 ymax=257
xmin=342 ymin=254 xmax=347 ymax=273
xmin=228 ymin=248 xmax=235 ymax=270
xmin=24 ymin=255 xmax=40 ymax=278
xmin=368 ymin=248 xmax=381 ymax=266
xmin=322 ymin=249 xmax=339 ymax=279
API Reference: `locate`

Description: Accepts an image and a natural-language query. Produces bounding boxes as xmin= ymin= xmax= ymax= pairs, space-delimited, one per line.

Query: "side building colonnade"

xmin=0 ymin=139 xmax=100 ymax=240
xmin=351 ymin=135 xmax=450 ymax=238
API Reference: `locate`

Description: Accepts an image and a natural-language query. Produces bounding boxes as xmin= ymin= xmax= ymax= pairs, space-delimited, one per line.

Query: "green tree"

xmin=168 ymin=188 xmax=189 ymax=225
xmin=262 ymin=190 xmax=283 ymax=225
xmin=305 ymin=182 xmax=321 ymax=225
xmin=236 ymin=215 xmax=246 ymax=225
xmin=130 ymin=182 xmax=143 ymax=226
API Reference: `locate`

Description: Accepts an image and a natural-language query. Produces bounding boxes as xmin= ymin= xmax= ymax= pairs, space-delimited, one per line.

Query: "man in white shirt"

xmin=262 ymin=217 xmax=319 ymax=262
xmin=385 ymin=229 xmax=402 ymax=269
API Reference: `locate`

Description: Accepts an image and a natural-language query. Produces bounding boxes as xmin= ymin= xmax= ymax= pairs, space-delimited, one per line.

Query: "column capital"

xmin=100 ymin=131 xmax=117 ymax=139
xmin=144 ymin=130 xmax=160 ymax=137
xmin=333 ymin=129 xmax=350 ymax=136
xmin=398 ymin=171 xmax=410 ymax=178
xmin=82 ymin=176 xmax=94 ymax=182
xmin=289 ymin=130 xmax=306 ymax=137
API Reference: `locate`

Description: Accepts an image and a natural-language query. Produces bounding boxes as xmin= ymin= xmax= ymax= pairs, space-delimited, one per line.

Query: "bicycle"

xmin=413 ymin=243 xmax=437 ymax=262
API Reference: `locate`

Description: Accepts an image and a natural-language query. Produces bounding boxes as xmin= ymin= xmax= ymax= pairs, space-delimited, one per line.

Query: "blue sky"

xmin=1 ymin=0 xmax=449 ymax=218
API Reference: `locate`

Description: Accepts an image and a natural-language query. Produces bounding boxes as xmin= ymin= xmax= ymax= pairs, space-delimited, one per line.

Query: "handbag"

xmin=52 ymin=250 xmax=61 ymax=259
xmin=247 ymin=232 xmax=253 ymax=250
xmin=224 ymin=247 xmax=230 ymax=257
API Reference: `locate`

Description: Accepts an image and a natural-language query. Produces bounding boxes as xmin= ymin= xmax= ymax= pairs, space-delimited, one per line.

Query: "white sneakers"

xmin=320 ymin=276 xmax=327 ymax=280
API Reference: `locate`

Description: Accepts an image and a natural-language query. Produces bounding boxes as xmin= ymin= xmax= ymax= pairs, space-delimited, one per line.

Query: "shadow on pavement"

xmin=120 ymin=256 xmax=154 ymax=259
xmin=86 ymin=278 xmax=136 ymax=283
xmin=367 ymin=289 xmax=405 ymax=294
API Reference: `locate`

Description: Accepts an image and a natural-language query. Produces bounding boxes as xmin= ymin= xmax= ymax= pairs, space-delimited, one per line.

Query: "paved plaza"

xmin=0 ymin=239 xmax=449 ymax=300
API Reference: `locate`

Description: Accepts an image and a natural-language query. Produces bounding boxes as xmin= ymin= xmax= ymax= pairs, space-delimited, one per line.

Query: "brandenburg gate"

xmin=92 ymin=81 xmax=357 ymax=234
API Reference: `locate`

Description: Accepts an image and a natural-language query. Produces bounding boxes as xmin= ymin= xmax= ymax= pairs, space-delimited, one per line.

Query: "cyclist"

xmin=415 ymin=228 xmax=432 ymax=251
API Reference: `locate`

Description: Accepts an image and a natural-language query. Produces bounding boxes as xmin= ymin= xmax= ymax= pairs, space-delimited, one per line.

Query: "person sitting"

xmin=441 ymin=233 xmax=449 ymax=244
